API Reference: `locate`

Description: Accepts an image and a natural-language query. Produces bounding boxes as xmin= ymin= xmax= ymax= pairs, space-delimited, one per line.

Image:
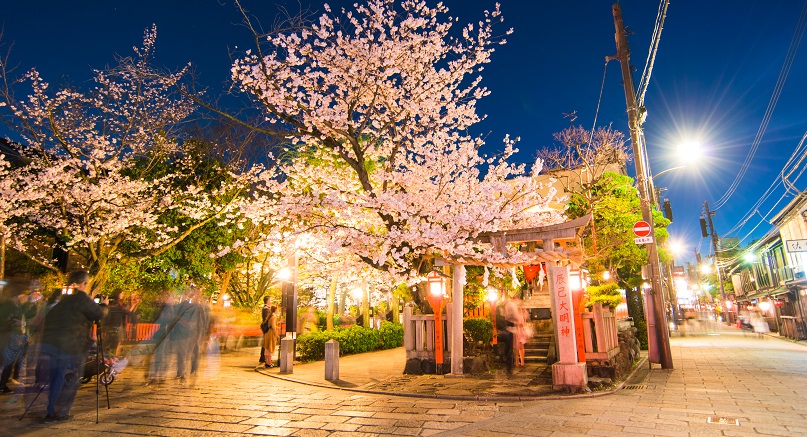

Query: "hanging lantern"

xmin=523 ymin=265 xmax=541 ymax=283
xmin=569 ymin=269 xmax=583 ymax=292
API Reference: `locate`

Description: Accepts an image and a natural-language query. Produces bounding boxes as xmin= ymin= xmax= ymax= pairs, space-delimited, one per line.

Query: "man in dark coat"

xmin=38 ymin=270 xmax=107 ymax=422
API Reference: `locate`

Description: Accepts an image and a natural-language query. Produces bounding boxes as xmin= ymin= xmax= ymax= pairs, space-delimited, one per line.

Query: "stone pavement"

xmin=256 ymin=347 xmax=563 ymax=400
xmin=0 ymin=323 xmax=805 ymax=436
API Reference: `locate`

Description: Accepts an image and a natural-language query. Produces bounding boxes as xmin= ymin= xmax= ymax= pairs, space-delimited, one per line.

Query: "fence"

xmin=122 ymin=323 xmax=266 ymax=342
xmin=403 ymin=306 xmax=452 ymax=360
xmin=581 ymin=303 xmax=619 ymax=360
xmin=780 ymin=316 xmax=807 ymax=340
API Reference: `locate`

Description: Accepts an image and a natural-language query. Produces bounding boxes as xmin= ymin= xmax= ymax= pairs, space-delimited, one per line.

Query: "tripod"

xmin=95 ymin=320 xmax=111 ymax=423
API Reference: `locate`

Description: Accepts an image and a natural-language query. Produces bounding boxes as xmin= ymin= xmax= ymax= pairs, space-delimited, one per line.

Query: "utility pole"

xmin=703 ymin=200 xmax=729 ymax=323
xmin=612 ymin=3 xmax=673 ymax=369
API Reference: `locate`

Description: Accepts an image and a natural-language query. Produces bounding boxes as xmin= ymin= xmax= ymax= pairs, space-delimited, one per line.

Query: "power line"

xmin=636 ymin=0 xmax=669 ymax=107
xmin=713 ymin=0 xmax=807 ymax=210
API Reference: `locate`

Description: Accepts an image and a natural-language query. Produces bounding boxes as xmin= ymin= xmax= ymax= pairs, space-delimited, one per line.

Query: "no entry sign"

xmin=633 ymin=221 xmax=652 ymax=237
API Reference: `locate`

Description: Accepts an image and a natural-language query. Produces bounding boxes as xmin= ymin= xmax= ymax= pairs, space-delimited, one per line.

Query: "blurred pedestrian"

xmin=259 ymin=296 xmax=270 ymax=364
xmin=37 ymin=270 xmax=108 ymax=422
xmin=496 ymin=298 xmax=517 ymax=374
xmin=301 ymin=306 xmax=318 ymax=334
xmin=100 ymin=290 xmax=129 ymax=356
xmin=263 ymin=306 xmax=279 ymax=368
xmin=514 ymin=300 xmax=531 ymax=367
xmin=750 ymin=310 xmax=770 ymax=338
xmin=0 ymin=278 xmax=37 ymax=394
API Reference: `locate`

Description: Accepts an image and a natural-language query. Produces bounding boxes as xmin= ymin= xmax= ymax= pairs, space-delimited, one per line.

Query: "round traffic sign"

xmin=633 ymin=221 xmax=652 ymax=237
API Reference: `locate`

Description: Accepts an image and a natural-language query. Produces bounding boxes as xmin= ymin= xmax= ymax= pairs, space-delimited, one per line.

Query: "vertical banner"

xmin=547 ymin=263 xmax=578 ymax=364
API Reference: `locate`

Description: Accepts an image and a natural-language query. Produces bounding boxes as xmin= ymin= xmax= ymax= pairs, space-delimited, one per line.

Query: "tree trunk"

xmin=326 ymin=275 xmax=337 ymax=331
xmin=338 ymin=288 xmax=346 ymax=321
xmin=219 ymin=270 xmax=233 ymax=307
xmin=88 ymin=259 xmax=109 ymax=296
xmin=391 ymin=289 xmax=400 ymax=324
xmin=0 ymin=234 xmax=5 ymax=281
xmin=362 ymin=285 xmax=370 ymax=328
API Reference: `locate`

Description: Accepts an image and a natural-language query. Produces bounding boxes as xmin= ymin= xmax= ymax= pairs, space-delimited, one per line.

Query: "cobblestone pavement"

xmin=0 ymin=324 xmax=805 ymax=436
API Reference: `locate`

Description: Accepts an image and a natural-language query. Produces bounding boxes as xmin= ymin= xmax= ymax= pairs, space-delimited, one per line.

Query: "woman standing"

xmin=263 ymin=306 xmax=279 ymax=368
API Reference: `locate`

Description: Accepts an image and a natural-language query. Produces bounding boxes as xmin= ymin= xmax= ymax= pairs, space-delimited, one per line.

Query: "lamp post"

xmin=569 ymin=269 xmax=587 ymax=363
xmin=277 ymin=258 xmax=297 ymax=339
xmin=426 ymin=270 xmax=448 ymax=372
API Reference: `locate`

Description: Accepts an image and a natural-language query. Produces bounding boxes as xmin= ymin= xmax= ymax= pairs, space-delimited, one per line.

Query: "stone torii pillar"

xmin=450 ymin=264 xmax=465 ymax=376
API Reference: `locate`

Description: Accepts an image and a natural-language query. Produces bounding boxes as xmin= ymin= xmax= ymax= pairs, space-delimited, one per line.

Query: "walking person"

xmin=496 ymin=298 xmax=516 ymax=374
xmin=262 ymin=306 xmax=279 ymax=368
xmin=0 ymin=279 xmax=37 ymax=394
xmin=37 ymin=270 xmax=108 ymax=422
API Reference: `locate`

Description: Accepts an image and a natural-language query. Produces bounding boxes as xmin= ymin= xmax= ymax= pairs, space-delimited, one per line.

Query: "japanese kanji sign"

xmin=547 ymin=263 xmax=578 ymax=364
xmin=786 ymin=239 xmax=807 ymax=253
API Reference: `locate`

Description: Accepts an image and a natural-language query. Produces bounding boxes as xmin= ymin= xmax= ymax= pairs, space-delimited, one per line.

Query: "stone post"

xmin=450 ymin=264 xmax=465 ymax=376
xmin=325 ymin=339 xmax=339 ymax=381
xmin=279 ymin=336 xmax=294 ymax=374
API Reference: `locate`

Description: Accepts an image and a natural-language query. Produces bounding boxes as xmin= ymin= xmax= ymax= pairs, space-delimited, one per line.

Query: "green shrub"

xmin=297 ymin=323 xmax=402 ymax=361
xmin=463 ymin=317 xmax=493 ymax=344
xmin=338 ymin=325 xmax=380 ymax=355
xmin=586 ymin=283 xmax=623 ymax=309
xmin=296 ymin=330 xmax=337 ymax=361
xmin=379 ymin=321 xmax=404 ymax=349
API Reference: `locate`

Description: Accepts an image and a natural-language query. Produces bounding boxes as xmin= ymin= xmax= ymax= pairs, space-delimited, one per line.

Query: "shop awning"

xmin=743 ymin=287 xmax=788 ymax=300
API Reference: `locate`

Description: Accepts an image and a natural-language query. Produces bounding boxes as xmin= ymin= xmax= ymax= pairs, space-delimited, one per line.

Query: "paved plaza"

xmin=1 ymin=324 xmax=806 ymax=436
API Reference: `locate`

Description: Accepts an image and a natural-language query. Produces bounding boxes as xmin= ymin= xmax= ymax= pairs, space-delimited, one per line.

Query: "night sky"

xmin=2 ymin=0 xmax=806 ymax=265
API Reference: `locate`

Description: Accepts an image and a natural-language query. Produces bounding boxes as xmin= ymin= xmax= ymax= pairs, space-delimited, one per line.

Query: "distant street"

xmin=2 ymin=325 xmax=806 ymax=436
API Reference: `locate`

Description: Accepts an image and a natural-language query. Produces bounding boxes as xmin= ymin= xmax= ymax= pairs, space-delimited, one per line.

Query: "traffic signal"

xmin=663 ymin=199 xmax=673 ymax=222
xmin=699 ymin=217 xmax=709 ymax=237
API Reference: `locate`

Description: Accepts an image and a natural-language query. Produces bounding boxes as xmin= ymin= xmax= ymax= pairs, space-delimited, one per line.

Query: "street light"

xmin=425 ymin=270 xmax=448 ymax=372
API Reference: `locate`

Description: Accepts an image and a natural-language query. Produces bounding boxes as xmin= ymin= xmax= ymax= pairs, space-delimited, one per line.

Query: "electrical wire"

xmin=713 ymin=0 xmax=807 ymax=210
xmin=587 ymin=60 xmax=610 ymax=147
xmin=721 ymin=130 xmax=807 ymax=240
xmin=636 ymin=0 xmax=669 ymax=107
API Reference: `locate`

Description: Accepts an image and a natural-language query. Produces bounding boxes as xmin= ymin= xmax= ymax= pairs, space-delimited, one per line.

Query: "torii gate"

xmin=440 ymin=214 xmax=591 ymax=390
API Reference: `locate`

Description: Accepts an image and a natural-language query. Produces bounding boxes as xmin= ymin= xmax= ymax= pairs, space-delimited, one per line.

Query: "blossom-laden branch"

xmin=0 ymin=27 xmax=252 ymax=292
xmin=231 ymin=0 xmax=564 ymax=278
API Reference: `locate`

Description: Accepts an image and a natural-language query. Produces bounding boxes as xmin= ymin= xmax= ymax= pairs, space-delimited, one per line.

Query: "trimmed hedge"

xmin=464 ymin=317 xmax=493 ymax=344
xmin=296 ymin=321 xmax=404 ymax=361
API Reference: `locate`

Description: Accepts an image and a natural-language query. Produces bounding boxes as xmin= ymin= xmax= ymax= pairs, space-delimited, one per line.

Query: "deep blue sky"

xmin=2 ymin=0 xmax=806 ymax=266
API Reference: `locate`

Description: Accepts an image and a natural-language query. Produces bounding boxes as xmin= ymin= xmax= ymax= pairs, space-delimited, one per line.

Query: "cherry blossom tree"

xmin=230 ymin=0 xmax=564 ymax=279
xmin=0 ymin=27 xmax=252 ymax=293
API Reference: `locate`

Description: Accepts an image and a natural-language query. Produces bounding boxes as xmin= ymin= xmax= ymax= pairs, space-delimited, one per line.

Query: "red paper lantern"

xmin=523 ymin=265 xmax=542 ymax=283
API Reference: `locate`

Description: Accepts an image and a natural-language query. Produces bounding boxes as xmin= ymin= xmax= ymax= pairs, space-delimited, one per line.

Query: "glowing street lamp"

xmin=425 ymin=270 xmax=448 ymax=371
xmin=276 ymin=267 xmax=293 ymax=282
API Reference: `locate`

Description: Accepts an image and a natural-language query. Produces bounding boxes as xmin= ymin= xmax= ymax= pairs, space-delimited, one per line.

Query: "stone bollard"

xmin=324 ymin=339 xmax=339 ymax=381
xmin=279 ymin=336 xmax=294 ymax=374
